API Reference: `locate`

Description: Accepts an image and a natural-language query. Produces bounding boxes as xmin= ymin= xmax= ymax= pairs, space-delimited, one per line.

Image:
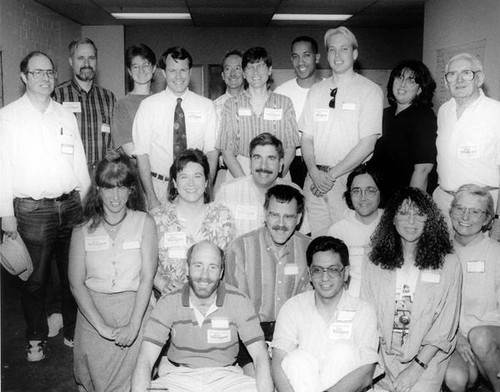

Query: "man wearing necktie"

xmin=133 ymin=46 xmax=217 ymax=209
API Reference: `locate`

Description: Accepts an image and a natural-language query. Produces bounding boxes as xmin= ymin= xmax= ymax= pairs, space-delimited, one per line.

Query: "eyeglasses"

xmin=351 ymin=187 xmax=379 ymax=198
xmin=445 ymin=70 xmax=480 ymax=83
xmin=451 ymin=206 xmax=486 ymax=220
xmin=267 ymin=212 xmax=298 ymax=225
xmin=329 ymin=88 xmax=338 ymax=109
xmin=25 ymin=69 xmax=57 ymax=79
xmin=394 ymin=75 xmax=417 ymax=87
xmin=245 ymin=62 xmax=268 ymax=74
xmin=395 ymin=209 xmax=428 ymax=222
xmin=130 ymin=62 xmax=153 ymax=73
xmin=310 ymin=265 xmax=345 ymax=279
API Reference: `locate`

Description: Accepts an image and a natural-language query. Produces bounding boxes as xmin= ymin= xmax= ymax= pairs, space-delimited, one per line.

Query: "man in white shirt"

xmin=133 ymin=46 xmax=217 ymax=209
xmin=0 ymin=51 xmax=90 ymax=362
xmin=274 ymin=36 xmax=323 ymax=188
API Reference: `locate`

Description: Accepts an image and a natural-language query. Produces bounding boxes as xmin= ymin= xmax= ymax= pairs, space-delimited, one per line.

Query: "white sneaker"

xmin=47 ymin=313 xmax=63 ymax=338
xmin=26 ymin=340 xmax=46 ymax=362
xmin=64 ymin=337 xmax=74 ymax=348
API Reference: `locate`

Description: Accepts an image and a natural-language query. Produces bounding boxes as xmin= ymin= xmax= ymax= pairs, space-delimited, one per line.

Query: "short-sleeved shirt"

xmin=112 ymin=94 xmax=150 ymax=148
xmin=300 ymin=74 xmax=383 ymax=166
xmin=143 ymin=282 xmax=264 ymax=368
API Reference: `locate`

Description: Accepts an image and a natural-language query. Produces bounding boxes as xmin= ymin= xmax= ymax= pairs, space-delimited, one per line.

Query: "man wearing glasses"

xmin=271 ymin=236 xmax=379 ymax=392
xmin=300 ymin=26 xmax=383 ymax=237
xmin=434 ymin=53 xmax=500 ymax=240
xmin=224 ymin=184 xmax=311 ymax=376
xmin=0 ymin=52 xmax=90 ymax=361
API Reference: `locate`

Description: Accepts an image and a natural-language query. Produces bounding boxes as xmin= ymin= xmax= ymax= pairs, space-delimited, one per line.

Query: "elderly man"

xmin=271 ymin=236 xmax=379 ymax=392
xmin=434 ymin=53 xmax=500 ymax=240
xmin=275 ymin=36 xmax=323 ymax=188
xmin=225 ymin=184 xmax=311 ymax=373
xmin=131 ymin=241 xmax=273 ymax=392
xmin=133 ymin=46 xmax=217 ymax=209
xmin=53 ymin=38 xmax=116 ymax=172
xmin=300 ymin=27 xmax=383 ymax=237
xmin=1 ymin=51 xmax=90 ymax=361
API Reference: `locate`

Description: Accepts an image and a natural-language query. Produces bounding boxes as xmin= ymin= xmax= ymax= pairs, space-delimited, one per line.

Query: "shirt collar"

xmin=70 ymin=78 xmax=94 ymax=95
xmin=165 ymin=87 xmax=190 ymax=100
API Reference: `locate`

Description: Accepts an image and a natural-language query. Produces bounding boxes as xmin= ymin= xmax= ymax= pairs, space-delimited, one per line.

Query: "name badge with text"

xmin=234 ymin=205 xmax=258 ymax=221
xmin=85 ymin=236 xmax=110 ymax=252
xmin=163 ymin=232 xmax=187 ymax=248
xmin=186 ymin=111 xmax=203 ymax=123
xmin=61 ymin=143 xmax=74 ymax=155
xmin=314 ymin=109 xmax=329 ymax=122
xmin=458 ymin=144 xmax=479 ymax=159
xmin=207 ymin=329 xmax=231 ymax=344
xmin=329 ymin=322 xmax=352 ymax=340
xmin=263 ymin=108 xmax=283 ymax=121
xmin=101 ymin=124 xmax=111 ymax=134
xmin=63 ymin=101 xmax=81 ymax=113
xmin=467 ymin=260 xmax=485 ymax=273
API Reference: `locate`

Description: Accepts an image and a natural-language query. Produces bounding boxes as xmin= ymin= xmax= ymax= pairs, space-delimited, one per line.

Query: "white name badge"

xmin=163 ymin=232 xmax=187 ymax=248
xmin=284 ymin=264 xmax=299 ymax=275
xmin=101 ymin=124 xmax=111 ymax=134
xmin=328 ymin=322 xmax=352 ymax=340
xmin=467 ymin=260 xmax=485 ymax=273
xmin=458 ymin=144 xmax=479 ymax=159
xmin=421 ymin=272 xmax=440 ymax=283
xmin=211 ymin=318 xmax=229 ymax=329
xmin=167 ymin=247 xmax=188 ymax=259
xmin=123 ymin=241 xmax=140 ymax=250
xmin=207 ymin=329 xmax=231 ymax=344
xmin=263 ymin=108 xmax=283 ymax=121
xmin=238 ymin=108 xmax=252 ymax=116
xmin=234 ymin=205 xmax=258 ymax=221
xmin=63 ymin=101 xmax=81 ymax=113
xmin=342 ymin=102 xmax=356 ymax=111
xmin=337 ymin=310 xmax=356 ymax=322
xmin=85 ymin=236 xmax=110 ymax=251
xmin=61 ymin=143 xmax=74 ymax=155
xmin=186 ymin=111 xmax=203 ymax=123
xmin=314 ymin=109 xmax=330 ymax=122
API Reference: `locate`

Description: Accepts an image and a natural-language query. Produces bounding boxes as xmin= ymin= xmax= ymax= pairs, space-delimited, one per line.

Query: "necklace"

xmin=103 ymin=211 xmax=127 ymax=231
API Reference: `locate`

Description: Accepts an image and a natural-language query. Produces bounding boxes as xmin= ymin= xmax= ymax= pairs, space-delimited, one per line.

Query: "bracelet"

xmin=414 ymin=357 xmax=428 ymax=369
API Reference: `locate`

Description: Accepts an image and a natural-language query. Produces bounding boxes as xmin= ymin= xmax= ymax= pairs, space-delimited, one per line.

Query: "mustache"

xmin=79 ymin=66 xmax=94 ymax=72
xmin=256 ymin=169 xmax=273 ymax=175
xmin=272 ymin=225 xmax=289 ymax=231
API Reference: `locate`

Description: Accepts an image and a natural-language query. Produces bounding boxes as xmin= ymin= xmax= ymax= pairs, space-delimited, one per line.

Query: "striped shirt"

xmin=224 ymin=227 xmax=311 ymax=322
xmin=216 ymin=90 xmax=300 ymax=157
xmin=143 ymin=282 xmax=264 ymax=368
xmin=53 ymin=79 xmax=116 ymax=167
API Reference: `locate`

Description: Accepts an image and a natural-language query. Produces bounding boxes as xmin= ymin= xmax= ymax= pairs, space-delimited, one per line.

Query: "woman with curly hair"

xmin=361 ymin=187 xmax=462 ymax=392
xmin=69 ymin=151 xmax=158 ymax=391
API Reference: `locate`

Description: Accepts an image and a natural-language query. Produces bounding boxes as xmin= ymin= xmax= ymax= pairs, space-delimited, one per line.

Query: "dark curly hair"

xmin=369 ymin=187 xmax=452 ymax=270
xmin=82 ymin=150 xmax=145 ymax=231
xmin=343 ymin=163 xmax=385 ymax=210
xmin=387 ymin=60 xmax=436 ymax=107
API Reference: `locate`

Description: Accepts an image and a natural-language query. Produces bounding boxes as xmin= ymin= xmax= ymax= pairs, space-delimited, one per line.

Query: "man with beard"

xmin=132 ymin=241 xmax=273 ymax=392
xmin=224 ymin=185 xmax=311 ymax=374
xmin=53 ymin=38 xmax=116 ymax=173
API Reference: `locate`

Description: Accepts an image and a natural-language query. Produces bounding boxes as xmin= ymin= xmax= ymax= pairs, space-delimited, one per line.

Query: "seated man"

xmin=132 ymin=241 xmax=273 ymax=392
xmin=271 ymin=236 xmax=379 ymax=392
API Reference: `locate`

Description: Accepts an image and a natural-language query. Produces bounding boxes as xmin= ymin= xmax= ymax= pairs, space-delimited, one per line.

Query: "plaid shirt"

xmin=53 ymin=79 xmax=116 ymax=166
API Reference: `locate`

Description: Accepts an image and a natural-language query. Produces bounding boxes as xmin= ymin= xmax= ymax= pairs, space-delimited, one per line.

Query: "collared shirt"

xmin=216 ymin=90 xmax=300 ymax=157
xmin=142 ymin=282 xmax=264 ymax=368
xmin=53 ymin=79 xmax=116 ymax=167
xmin=224 ymin=226 xmax=311 ymax=322
xmin=436 ymin=90 xmax=500 ymax=191
xmin=0 ymin=94 xmax=91 ymax=217
xmin=300 ymin=74 xmax=383 ymax=166
xmin=133 ymin=88 xmax=217 ymax=177
xmin=213 ymin=91 xmax=235 ymax=137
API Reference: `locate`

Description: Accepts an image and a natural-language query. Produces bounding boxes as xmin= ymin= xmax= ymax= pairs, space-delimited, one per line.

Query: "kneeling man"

xmin=132 ymin=241 xmax=273 ymax=392
xmin=271 ymin=236 xmax=379 ymax=392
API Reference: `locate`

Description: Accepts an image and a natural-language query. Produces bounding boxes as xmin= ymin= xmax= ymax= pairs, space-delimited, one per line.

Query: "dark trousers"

xmin=289 ymin=156 xmax=308 ymax=189
xmin=14 ymin=191 xmax=82 ymax=341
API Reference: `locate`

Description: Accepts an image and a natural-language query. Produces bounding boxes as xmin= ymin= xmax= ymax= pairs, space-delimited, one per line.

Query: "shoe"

xmin=63 ymin=337 xmax=74 ymax=348
xmin=26 ymin=340 xmax=46 ymax=362
xmin=47 ymin=313 xmax=63 ymax=338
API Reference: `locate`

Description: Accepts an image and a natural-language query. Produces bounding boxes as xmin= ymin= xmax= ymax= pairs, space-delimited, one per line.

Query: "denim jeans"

xmin=14 ymin=191 xmax=83 ymax=341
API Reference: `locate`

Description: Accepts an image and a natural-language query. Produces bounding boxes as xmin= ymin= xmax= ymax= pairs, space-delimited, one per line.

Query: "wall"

xmin=423 ymin=0 xmax=500 ymax=102
xmin=0 ymin=0 xmax=81 ymax=105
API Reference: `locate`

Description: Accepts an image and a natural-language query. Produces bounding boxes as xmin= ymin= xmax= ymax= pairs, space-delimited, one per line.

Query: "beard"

xmin=188 ymin=275 xmax=220 ymax=299
xmin=75 ymin=67 xmax=95 ymax=82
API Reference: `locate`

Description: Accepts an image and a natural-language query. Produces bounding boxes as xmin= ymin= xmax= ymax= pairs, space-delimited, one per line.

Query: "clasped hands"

xmin=310 ymin=169 xmax=336 ymax=197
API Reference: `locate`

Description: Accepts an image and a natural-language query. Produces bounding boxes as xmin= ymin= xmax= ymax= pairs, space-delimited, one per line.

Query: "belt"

xmin=169 ymin=359 xmax=237 ymax=368
xmin=19 ymin=189 xmax=77 ymax=203
xmin=151 ymin=172 xmax=169 ymax=182
xmin=316 ymin=165 xmax=332 ymax=173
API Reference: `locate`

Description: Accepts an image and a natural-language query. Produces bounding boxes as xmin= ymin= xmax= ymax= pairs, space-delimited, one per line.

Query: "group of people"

xmin=1 ymin=22 xmax=499 ymax=392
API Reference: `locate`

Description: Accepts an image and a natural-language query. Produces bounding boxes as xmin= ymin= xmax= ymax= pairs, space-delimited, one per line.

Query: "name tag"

xmin=458 ymin=144 xmax=479 ymax=159
xmin=313 ymin=109 xmax=329 ymax=121
xmin=101 ymin=124 xmax=110 ymax=134
xmin=238 ymin=108 xmax=252 ymax=116
xmin=342 ymin=102 xmax=356 ymax=111
xmin=337 ymin=310 xmax=356 ymax=322
xmin=63 ymin=101 xmax=81 ymax=113
xmin=186 ymin=111 xmax=203 ymax=123
xmin=163 ymin=232 xmax=187 ymax=248
xmin=211 ymin=318 xmax=229 ymax=329
xmin=284 ymin=264 xmax=299 ymax=275
xmin=234 ymin=205 xmax=258 ymax=221
xmin=61 ymin=143 xmax=74 ymax=155
xmin=467 ymin=260 xmax=485 ymax=273
xmin=263 ymin=108 xmax=283 ymax=121
xmin=85 ymin=236 xmax=110 ymax=251
xmin=421 ymin=272 xmax=440 ymax=283
xmin=207 ymin=329 xmax=231 ymax=344
xmin=123 ymin=241 xmax=140 ymax=250
xmin=167 ymin=247 xmax=188 ymax=259
xmin=329 ymin=322 xmax=352 ymax=340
